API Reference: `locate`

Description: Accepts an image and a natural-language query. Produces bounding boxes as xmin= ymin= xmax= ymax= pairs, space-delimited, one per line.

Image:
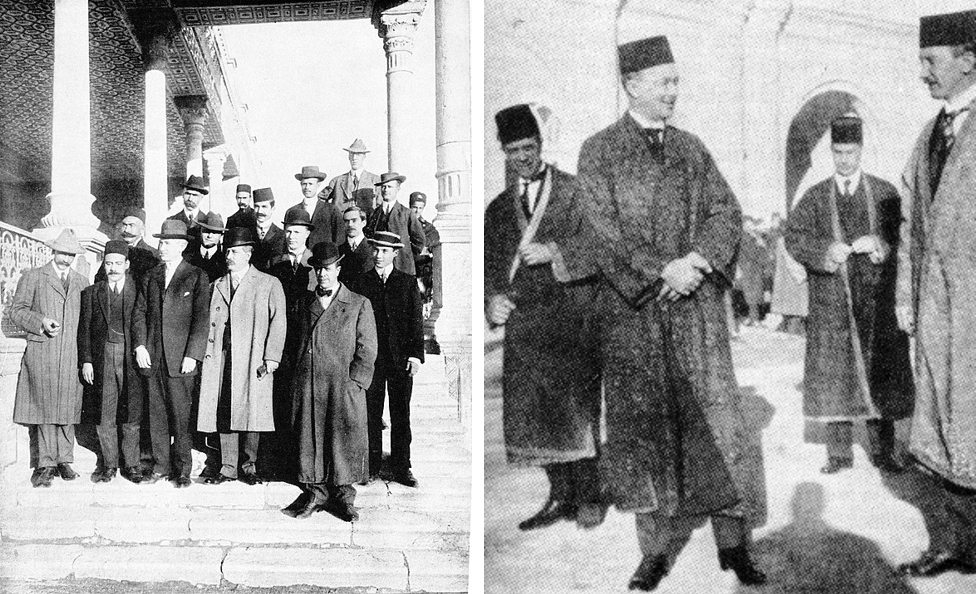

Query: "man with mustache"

xmin=227 ymin=184 xmax=256 ymax=229
xmin=250 ymin=187 xmax=287 ymax=273
xmin=286 ymin=166 xmax=343 ymax=249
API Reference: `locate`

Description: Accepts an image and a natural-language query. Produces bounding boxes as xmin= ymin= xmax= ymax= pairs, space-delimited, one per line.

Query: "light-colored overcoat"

xmin=9 ymin=262 xmax=89 ymax=425
xmin=897 ymin=94 xmax=976 ymax=489
xmin=197 ymin=266 xmax=286 ymax=433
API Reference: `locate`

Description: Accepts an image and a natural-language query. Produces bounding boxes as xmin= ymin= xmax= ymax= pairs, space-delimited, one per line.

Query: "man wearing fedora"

xmin=187 ymin=212 xmax=228 ymax=282
xmin=355 ymin=231 xmax=424 ymax=487
xmin=286 ymin=166 xmax=343 ymax=250
xmin=8 ymin=229 xmax=90 ymax=488
xmin=168 ymin=175 xmax=211 ymax=251
xmin=321 ymin=139 xmax=381 ymax=217
xmin=365 ymin=172 xmax=425 ymax=276
xmin=197 ymin=227 xmax=286 ymax=486
xmin=79 ymin=240 xmax=145 ymax=484
xmin=227 ymin=184 xmax=256 ymax=229
xmin=408 ymin=191 xmax=442 ymax=355
xmin=132 ymin=220 xmax=211 ymax=488
xmin=283 ymin=241 xmax=377 ymax=521
xmin=250 ymin=187 xmax=287 ymax=273
xmin=895 ymin=9 xmax=976 ymax=577
xmin=337 ymin=206 xmax=374 ymax=287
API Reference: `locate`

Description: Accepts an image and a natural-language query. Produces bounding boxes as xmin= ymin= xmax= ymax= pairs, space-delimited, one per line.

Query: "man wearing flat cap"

xmin=197 ymin=227 xmax=286 ymax=486
xmin=187 ymin=212 xmax=228 ymax=282
xmin=282 ymin=241 xmax=377 ymax=521
xmin=786 ymin=116 xmax=912 ymax=477
xmin=895 ymin=8 xmax=976 ymax=578
xmin=409 ymin=192 xmax=443 ymax=355
xmin=286 ymin=166 xmax=344 ymax=250
xmin=8 ymin=229 xmax=90 ymax=488
xmin=250 ymin=187 xmax=287 ymax=273
xmin=486 ymin=103 xmax=603 ymax=533
xmin=576 ymin=35 xmax=766 ymax=589
xmin=80 ymin=240 xmax=145 ymax=483
xmin=132 ymin=220 xmax=211 ymax=488
xmin=321 ymin=139 xmax=381 ymax=217
xmin=227 ymin=184 xmax=256 ymax=230
xmin=364 ymin=172 xmax=425 ymax=276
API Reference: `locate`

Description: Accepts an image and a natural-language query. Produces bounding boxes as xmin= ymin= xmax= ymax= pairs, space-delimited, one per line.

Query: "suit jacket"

xmin=353 ymin=267 xmax=424 ymax=367
xmin=364 ymin=201 xmax=425 ymax=275
xmin=167 ymin=210 xmax=208 ymax=250
xmin=94 ymin=238 xmax=159 ymax=284
xmin=284 ymin=199 xmax=343 ymax=249
xmin=132 ymin=260 xmax=211 ymax=378
xmin=187 ymin=246 xmax=227 ymax=282
xmin=227 ymin=207 xmax=256 ymax=229
xmin=252 ymin=223 xmax=287 ymax=272
xmin=322 ymin=170 xmax=380 ymax=217
xmin=338 ymin=237 xmax=375 ymax=287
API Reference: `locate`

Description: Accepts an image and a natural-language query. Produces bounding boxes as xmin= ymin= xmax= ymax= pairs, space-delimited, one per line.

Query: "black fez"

xmin=252 ymin=187 xmax=274 ymax=204
xmin=618 ymin=35 xmax=674 ymax=75
xmin=104 ymin=240 xmax=129 ymax=259
xmin=831 ymin=116 xmax=863 ymax=144
xmin=495 ymin=104 xmax=540 ymax=145
xmin=920 ymin=10 xmax=976 ymax=48
xmin=236 ymin=184 xmax=251 ymax=194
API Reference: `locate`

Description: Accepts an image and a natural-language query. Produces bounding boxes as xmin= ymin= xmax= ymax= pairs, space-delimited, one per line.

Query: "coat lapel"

xmin=215 ymin=274 xmax=231 ymax=305
xmin=43 ymin=262 xmax=67 ymax=297
xmin=97 ymin=281 xmax=110 ymax=322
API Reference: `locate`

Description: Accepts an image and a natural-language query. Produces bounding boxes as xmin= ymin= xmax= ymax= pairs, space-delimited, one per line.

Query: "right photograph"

xmin=484 ymin=2 xmax=976 ymax=593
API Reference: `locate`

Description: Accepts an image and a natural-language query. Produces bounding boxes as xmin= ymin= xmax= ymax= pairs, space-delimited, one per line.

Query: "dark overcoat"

xmin=577 ymin=114 xmax=765 ymax=526
xmin=186 ymin=248 xmax=227 ymax=283
xmin=9 ymin=262 xmax=89 ymax=425
xmin=785 ymin=175 xmax=913 ymax=421
xmin=484 ymin=166 xmax=601 ymax=465
xmin=353 ymin=268 xmax=424 ymax=367
xmin=338 ymin=239 xmax=375 ymax=287
xmin=252 ymin=224 xmax=286 ymax=272
xmin=226 ymin=207 xmax=256 ymax=229
xmin=78 ymin=274 xmax=144 ymax=424
xmin=285 ymin=199 xmax=344 ymax=249
xmin=364 ymin=202 xmax=425 ymax=276
xmin=291 ymin=285 xmax=377 ymax=485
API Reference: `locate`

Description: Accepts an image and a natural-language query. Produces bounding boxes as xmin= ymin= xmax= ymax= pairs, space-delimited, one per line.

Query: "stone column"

xmin=203 ymin=151 xmax=227 ymax=216
xmin=376 ymin=1 xmax=426 ymax=173
xmin=174 ymin=95 xmax=208 ymax=180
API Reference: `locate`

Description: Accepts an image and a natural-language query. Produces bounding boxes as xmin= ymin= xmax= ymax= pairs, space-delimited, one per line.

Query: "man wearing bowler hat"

xmin=187 ymin=212 xmax=228 ymax=282
xmin=283 ymin=241 xmax=376 ymax=521
xmin=576 ymin=35 xmax=766 ymax=589
xmin=132 ymin=220 xmax=211 ymax=488
xmin=895 ymin=8 xmax=976 ymax=577
xmin=168 ymin=175 xmax=210 ymax=244
xmin=321 ymin=139 xmax=381 ymax=217
xmin=408 ymin=191 xmax=443 ymax=355
xmin=286 ymin=165 xmax=343 ymax=249
xmin=365 ymin=172 xmax=425 ymax=276
xmin=8 ymin=229 xmax=90 ymax=488
xmin=355 ymin=231 xmax=424 ymax=487
xmin=197 ymin=227 xmax=286 ymax=486
xmin=227 ymin=184 xmax=256 ymax=229
xmin=251 ymin=187 xmax=287 ymax=272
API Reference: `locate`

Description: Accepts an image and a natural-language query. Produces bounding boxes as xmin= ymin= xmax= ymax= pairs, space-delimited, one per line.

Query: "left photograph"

xmin=0 ymin=1 xmax=472 ymax=592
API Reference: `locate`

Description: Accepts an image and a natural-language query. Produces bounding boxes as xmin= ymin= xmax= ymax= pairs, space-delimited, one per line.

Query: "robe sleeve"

xmin=690 ymin=144 xmax=742 ymax=285
xmin=785 ymin=186 xmax=836 ymax=274
xmin=895 ymin=150 xmax=921 ymax=315
xmin=549 ymin=178 xmax=598 ymax=283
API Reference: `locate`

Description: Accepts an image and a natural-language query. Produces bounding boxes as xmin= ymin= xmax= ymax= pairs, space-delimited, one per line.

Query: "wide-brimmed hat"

xmin=409 ymin=191 xmax=427 ymax=206
xmin=152 ymin=219 xmax=190 ymax=240
xmin=295 ymin=166 xmax=327 ymax=181
xmin=46 ymin=228 xmax=86 ymax=255
xmin=308 ymin=242 xmax=344 ymax=268
xmin=374 ymin=172 xmax=406 ymax=187
xmin=182 ymin=175 xmax=209 ymax=195
xmin=223 ymin=227 xmax=258 ymax=249
xmin=343 ymin=138 xmax=370 ymax=153
xmin=252 ymin=187 xmax=275 ymax=204
xmin=283 ymin=209 xmax=315 ymax=230
xmin=367 ymin=231 xmax=404 ymax=249
xmin=235 ymin=184 xmax=251 ymax=194
xmin=197 ymin=212 xmax=226 ymax=233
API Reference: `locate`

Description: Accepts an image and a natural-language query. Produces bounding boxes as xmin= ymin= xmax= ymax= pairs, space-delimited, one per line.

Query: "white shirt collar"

xmin=946 ymin=81 xmax=976 ymax=115
xmin=348 ymin=232 xmax=364 ymax=247
xmin=256 ymin=220 xmax=272 ymax=232
xmin=230 ymin=265 xmax=250 ymax=285
xmin=377 ymin=263 xmax=394 ymax=279
xmin=184 ymin=207 xmax=199 ymax=220
xmin=350 ymin=168 xmax=362 ymax=180
xmin=382 ymin=201 xmax=395 ymax=213
xmin=834 ymin=169 xmax=862 ymax=194
xmin=628 ymin=109 xmax=666 ymax=130
xmin=201 ymin=245 xmax=216 ymax=258
xmin=110 ymin=278 xmax=125 ymax=292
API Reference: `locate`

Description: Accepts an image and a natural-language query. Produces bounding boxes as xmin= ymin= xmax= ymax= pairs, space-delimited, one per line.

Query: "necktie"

xmin=258 ymin=227 xmax=266 ymax=240
xmin=843 ymin=180 xmax=851 ymax=198
xmin=646 ymin=128 xmax=663 ymax=146
xmin=929 ymin=108 xmax=969 ymax=196
xmin=943 ymin=107 xmax=968 ymax=148
xmin=230 ymin=276 xmax=238 ymax=299
xmin=61 ymin=272 xmax=69 ymax=292
xmin=113 ymin=283 xmax=120 ymax=295
xmin=520 ymin=181 xmax=533 ymax=218
xmin=352 ymin=175 xmax=360 ymax=193
xmin=316 ymin=286 xmax=333 ymax=297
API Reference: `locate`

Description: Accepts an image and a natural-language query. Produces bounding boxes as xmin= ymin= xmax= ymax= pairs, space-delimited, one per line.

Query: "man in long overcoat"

xmin=575 ymin=36 xmax=766 ymax=590
xmin=282 ymin=242 xmax=377 ymax=522
xmin=79 ymin=240 xmax=145 ymax=483
xmin=197 ymin=227 xmax=286 ymax=485
xmin=486 ymin=103 xmax=603 ymax=531
xmin=9 ymin=229 xmax=89 ymax=488
xmin=364 ymin=173 xmax=425 ymax=276
xmin=895 ymin=10 xmax=976 ymax=577
xmin=785 ymin=116 xmax=913 ymax=475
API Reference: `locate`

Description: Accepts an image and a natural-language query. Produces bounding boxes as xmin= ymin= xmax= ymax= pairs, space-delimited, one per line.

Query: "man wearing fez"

xmin=286 ymin=165 xmax=343 ymax=249
xmin=337 ymin=206 xmax=375 ymax=287
xmin=283 ymin=242 xmax=377 ymax=521
xmin=576 ymin=36 xmax=766 ymax=589
xmin=409 ymin=191 xmax=443 ymax=355
xmin=485 ymin=103 xmax=603 ymax=531
xmin=356 ymin=231 xmax=424 ymax=487
xmin=321 ymin=139 xmax=381 ymax=216
xmin=785 ymin=116 xmax=912 ymax=476
xmin=132 ymin=220 xmax=211 ymax=488
xmin=250 ymin=187 xmax=287 ymax=273
xmin=187 ymin=212 xmax=228 ymax=282
xmin=895 ymin=9 xmax=976 ymax=577
xmin=197 ymin=227 xmax=286 ymax=486
xmin=80 ymin=240 xmax=146 ymax=483
xmin=365 ymin=172 xmax=425 ymax=276
xmin=227 ymin=183 xmax=256 ymax=229
xmin=8 ymin=229 xmax=89 ymax=488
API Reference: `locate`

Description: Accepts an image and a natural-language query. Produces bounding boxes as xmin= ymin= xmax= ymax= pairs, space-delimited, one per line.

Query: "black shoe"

xmin=281 ymin=492 xmax=312 ymax=517
xmin=240 ymin=473 xmax=263 ymax=486
xmin=576 ymin=502 xmax=609 ymax=530
xmin=293 ymin=497 xmax=327 ymax=520
xmin=898 ymin=550 xmax=976 ymax=577
xmin=718 ymin=545 xmax=767 ymax=585
xmin=424 ymin=337 xmax=441 ymax=355
xmin=629 ymin=554 xmax=669 ymax=591
xmin=91 ymin=467 xmax=117 ymax=483
xmin=871 ymin=453 xmax=905 ymax=473
xmin=31 ymin=467 xmax=56 ymax=488
xmin=820 ymin=457 xmax=853 ymax=474
xmin=204 ymin=474 xmax=236 ymax=485
xmin=122 ymin=466 xmax=143 ymax=484
xmin=172 ymin=475 xmax=192 ymax=489
xmin=391 ymin=469 xmax=419 ymax=488
xmin=56 ymin=463 xmax=79 ymax=481
xmin=141 ymin=472 xmax=165 ymax=485
xmin=327 ymin=501 xmax=360 ymax=522
xmin=518 ymin=499 xmax=576 ymax=531
xmin=198 ymin=466 xmax=219 ymax=480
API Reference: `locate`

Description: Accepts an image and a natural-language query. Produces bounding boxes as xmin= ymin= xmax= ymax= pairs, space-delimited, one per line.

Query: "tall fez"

xmin=618 ymin=35 xmax=674 ymax=75
xmin=920 ymin=10 xmax=976 ymax=48
xmin=831 ymin=116 xmax=863 ymax=145
xmin=495 ymin=104 xmax=540 ymax=145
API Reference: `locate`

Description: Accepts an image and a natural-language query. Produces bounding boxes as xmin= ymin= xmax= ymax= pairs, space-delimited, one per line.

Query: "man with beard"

xmin=251 ymin=187 xmax=287 ymax=272
xmin=286 ymin=165 xmax=343 ymax=248
xmin=337 ymin=206 xmax=374 ymax=287
xmin=227 ymin=184 xmax=256 ymax=229
xmin=186 ymin=212 xmax=227 ymax=282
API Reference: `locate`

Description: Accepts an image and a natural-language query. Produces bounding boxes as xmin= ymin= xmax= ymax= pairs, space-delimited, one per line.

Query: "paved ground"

xmin=485 ymin=324 xmax=976 ymax=594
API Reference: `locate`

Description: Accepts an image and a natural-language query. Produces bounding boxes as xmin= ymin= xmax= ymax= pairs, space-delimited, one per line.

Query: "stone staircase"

xmin=0 ymin=354 xmax=470 ymax=592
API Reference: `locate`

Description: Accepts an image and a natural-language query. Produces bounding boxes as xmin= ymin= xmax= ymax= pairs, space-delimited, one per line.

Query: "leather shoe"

xmin=56 ymin=463 xmax=79 ymax=481
xmin=820 ymin=457 xmax=853 ymax=474
xmin=31 ymin=467 xmax=56 ymax=488
xmin=629 ymin=554 xmax=669 ymax=591
xmin=203 ymin=474 xmax=236 ymax=485
xmin=871 ymin=453 xmax=904 ymax=473
xmin=91 ymin=467 xmax=117 ymax=483
xmin=391 ymin=469 xmax=419 ymax=488
xmin=141 ymin=472 xmax=166 ymax=485
xmin=293 ymin=497 xmax=327 ymax=520
xmin=518 ymin=499 xmax=576 ymax=531
xmin=172 ymin=475 xmax=192 ymax=489
xmin=576 ymin=502 xmax=609 ymax=530
xmin=240 ymin=473 xmax=263 ymax=486
xmin=123 ymin=466 xmax=144 ymax=484
xmin=327 ymin=501 xmax=360 ymax=522
xmin=281 ymin=492 xmax=312 ymax=517
xmin=898 ymin=550 xmax=976 ymax=577
xmin=718 ymin=545 xmax=767 ymax=585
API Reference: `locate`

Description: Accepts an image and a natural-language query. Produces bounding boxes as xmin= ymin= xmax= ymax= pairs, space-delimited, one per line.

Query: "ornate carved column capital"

xmin=129 ymin=8 xmax=181 ymax=72
xmin=174 ymin=95 xmax=209 ymax=128
xmin=375 ymin=1 xmax=427 ymax=45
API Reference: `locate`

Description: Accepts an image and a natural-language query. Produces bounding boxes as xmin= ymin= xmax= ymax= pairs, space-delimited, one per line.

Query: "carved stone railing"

xmin=0 ymin=221 xmax=51 ymax=338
